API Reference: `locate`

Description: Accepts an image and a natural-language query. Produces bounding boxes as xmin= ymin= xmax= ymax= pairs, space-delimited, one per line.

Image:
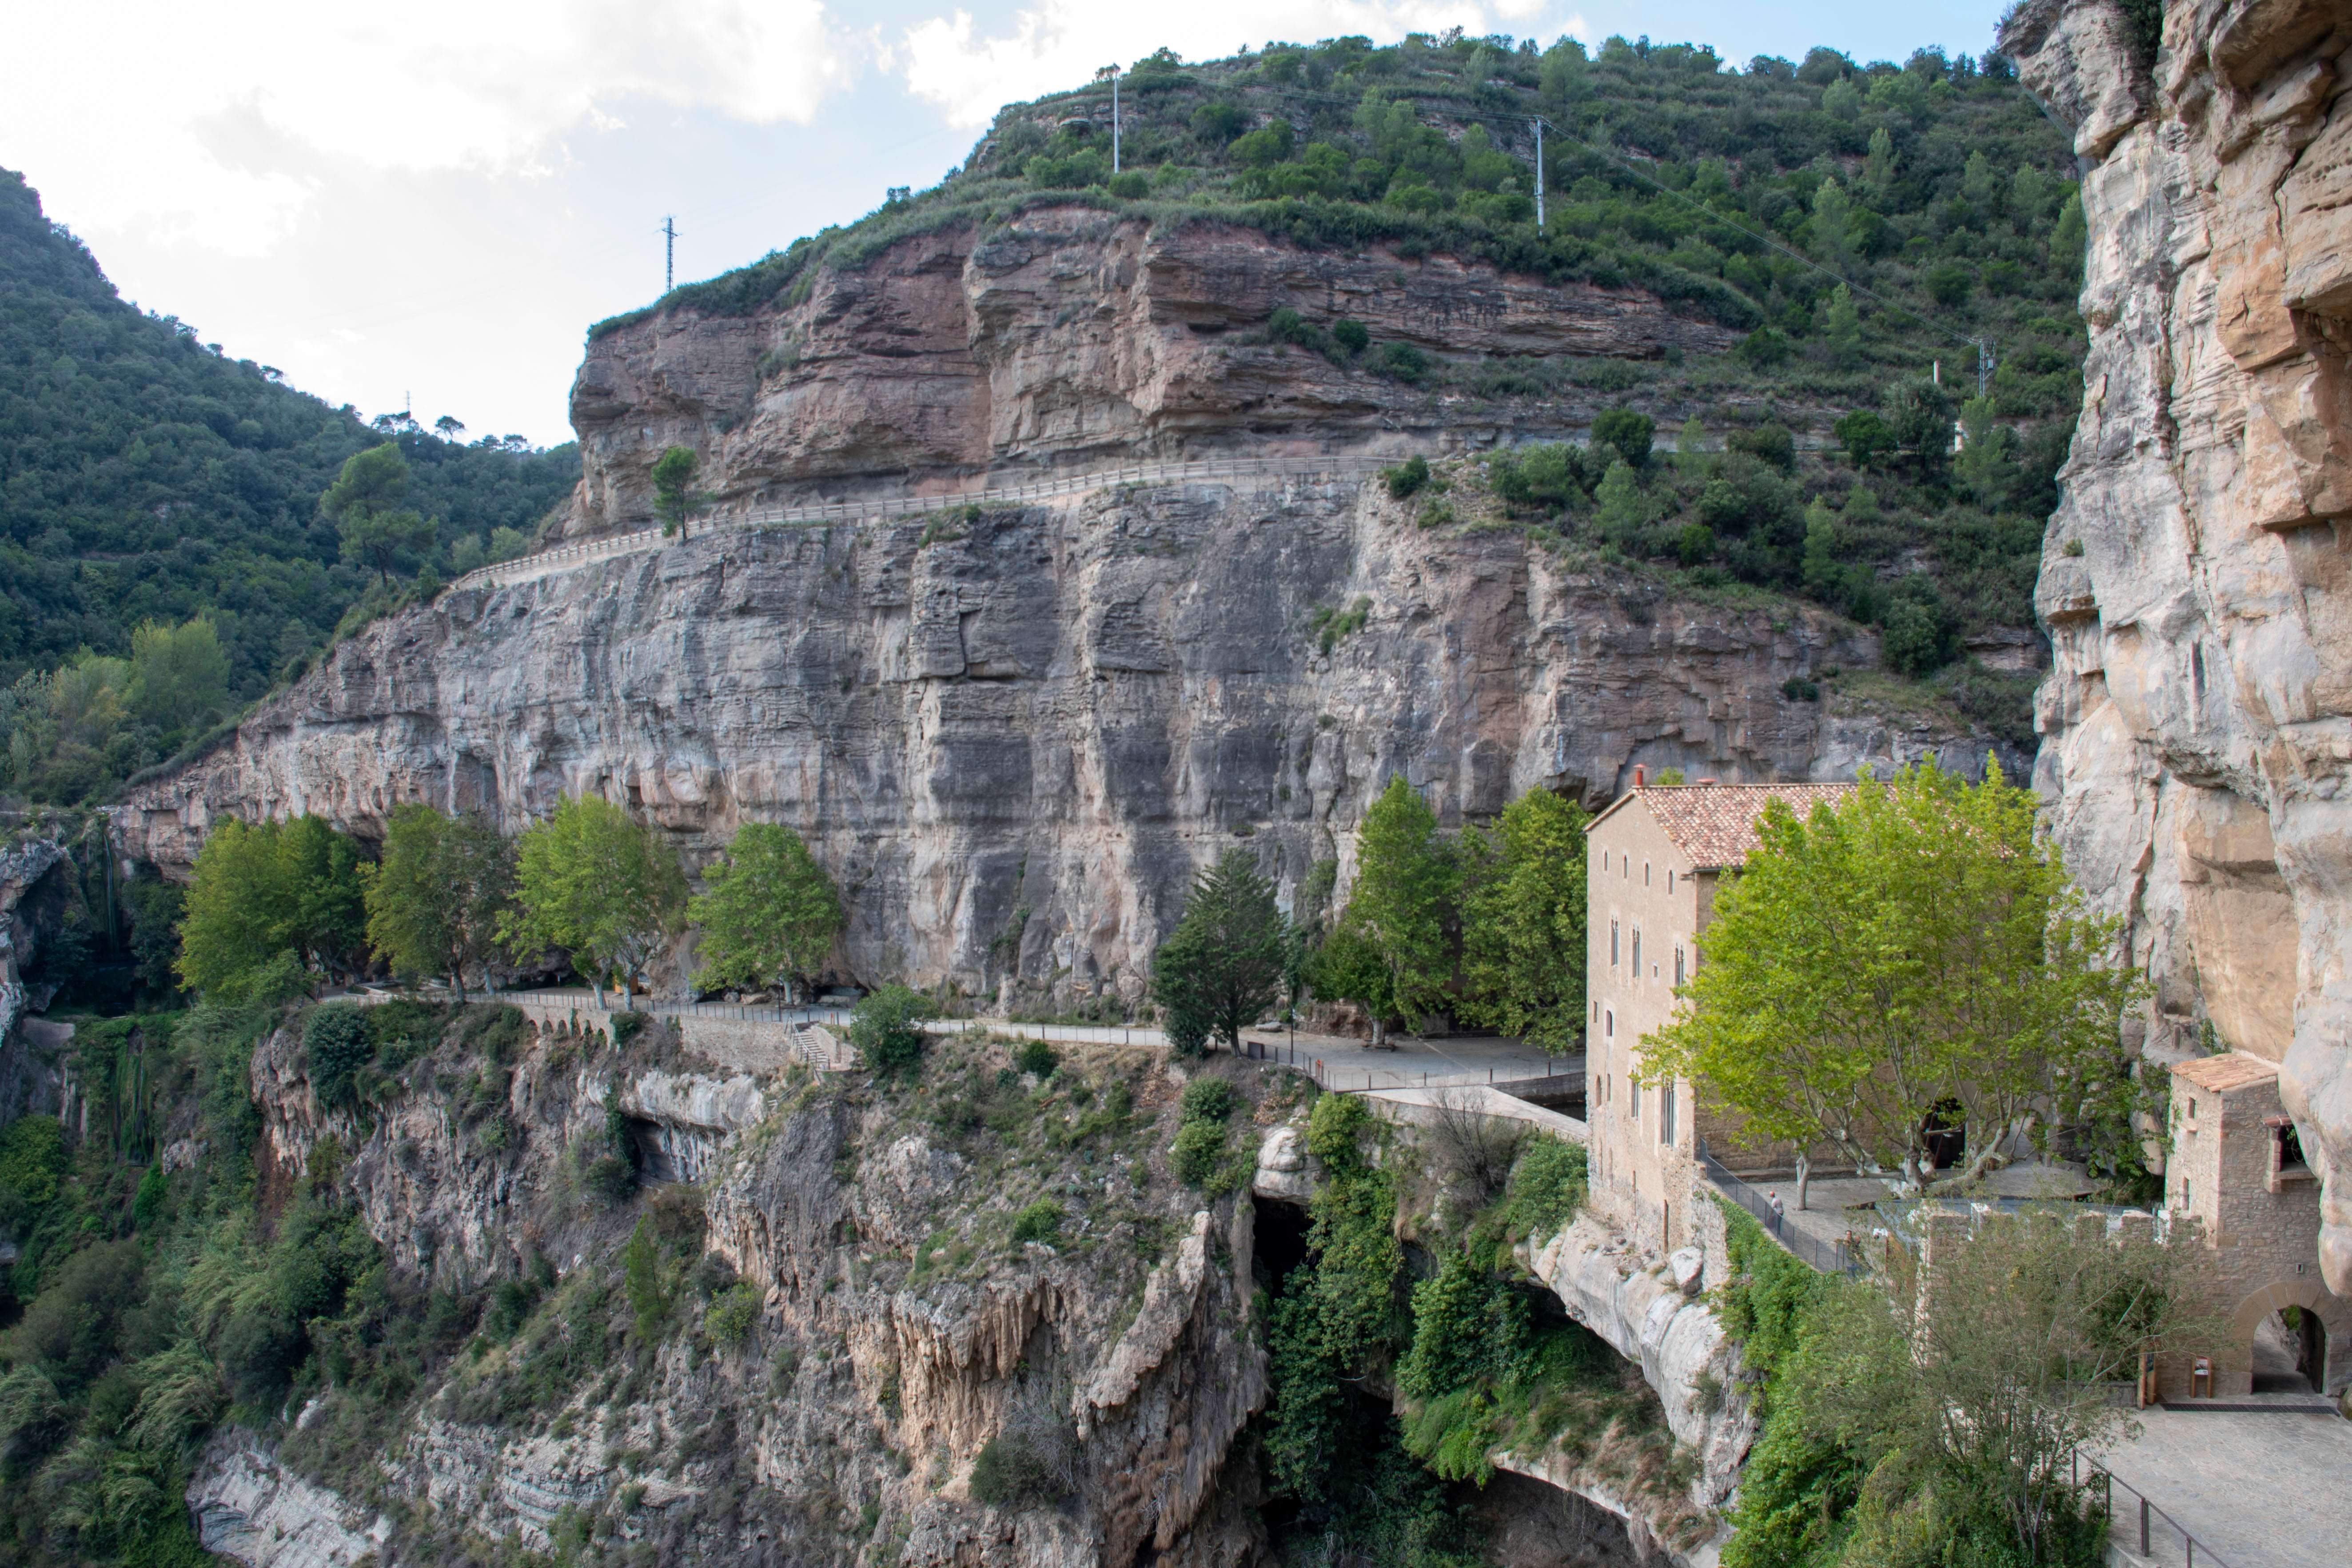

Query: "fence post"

xmin=2139 ymin=1499 xmax=2149 ymax=1557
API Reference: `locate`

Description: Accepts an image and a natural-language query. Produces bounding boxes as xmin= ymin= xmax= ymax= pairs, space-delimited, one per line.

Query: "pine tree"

xmin=1151 ymin=849 xmax=1289 ymax=1053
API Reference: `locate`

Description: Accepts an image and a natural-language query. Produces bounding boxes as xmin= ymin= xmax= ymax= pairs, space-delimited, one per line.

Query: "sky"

xmin=7 ymin=2 xmax=2015 ymax=448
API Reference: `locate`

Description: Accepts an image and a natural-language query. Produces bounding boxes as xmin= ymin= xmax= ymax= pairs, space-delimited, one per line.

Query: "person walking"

xmin=1766 ymin=1189 xmax=1786 ymax=1233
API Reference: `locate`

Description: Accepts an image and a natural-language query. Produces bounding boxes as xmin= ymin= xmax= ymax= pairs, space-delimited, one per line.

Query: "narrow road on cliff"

xmin=450 ymin=453 xmax=1397 ymax=594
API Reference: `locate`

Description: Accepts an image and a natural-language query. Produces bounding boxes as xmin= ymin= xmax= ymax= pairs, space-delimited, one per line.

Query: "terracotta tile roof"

xmin=2169 ymin=1051 xmax=2279 ymax=1093
xmin=1595 ymin=782 xmax=1858 ymax=871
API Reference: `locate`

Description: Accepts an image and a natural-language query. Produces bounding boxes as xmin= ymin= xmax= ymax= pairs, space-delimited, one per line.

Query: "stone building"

xmin=1583 ymin=780 xmax=1854 ymax=1254
xmin=2164 ymin=1051 xmax=2350 ymax=1399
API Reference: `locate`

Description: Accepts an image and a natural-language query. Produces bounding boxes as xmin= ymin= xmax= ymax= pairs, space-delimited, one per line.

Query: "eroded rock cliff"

xmin=211 ymin=1007 xmax=1270 ymax=1568
xmin=566 ymin=207 xmax=1741 ymax=532
xmin=113 ymin=476 xmax=2009 ymax=1006
xmin=2000 ymin=0 xmax=2352 ymax=1288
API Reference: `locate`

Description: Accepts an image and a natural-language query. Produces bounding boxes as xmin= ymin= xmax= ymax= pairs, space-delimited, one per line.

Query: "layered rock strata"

xmin=114 ymin=480 xmax=2012 ymax=1006
xmin=568 ymin=208 xmax=1742 ymax=532
xmin=2000 ymin=0 xmax=2352 ymax=1289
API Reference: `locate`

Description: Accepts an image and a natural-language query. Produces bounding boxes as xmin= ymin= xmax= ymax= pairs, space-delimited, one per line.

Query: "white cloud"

xmin=900 ymin=2 xmax=1584 ymax=128
xmin=6 ymin=0 xmax=847 ymax=255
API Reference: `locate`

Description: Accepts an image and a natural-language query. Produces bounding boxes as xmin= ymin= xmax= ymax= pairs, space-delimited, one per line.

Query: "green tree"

xmin=1334 ymin=777 xmax=1457 ymax=1044
xmin=1809 ymin=177 xmax=1853 ymax=274
xmin=126 ymin=614 xmax=230 ymax=739
xmin=1150 ymin=849 xmax=1290 ymax=1053
xmin=1640 ymin=762 xmax=2150 ymax=1205
xmin=1821 ymin=283 xmax=1862 ymax=365
xmin=1590 ymin=407 xmax=1654 ymax=469
xmin=848 ymin=983 xmax=930 ymax=1076
xmin=1457 ymin=789 xmax=1588 ymax=1058
xmin=321 ymin=443 xmax=436 ymax=587
xmin=687 ymin=822 xmax=844 ymax=1000
xmin=177 ymin=816 xmax=368 ymax=1001
xmin=360 ymin=804 xmax=515 ymax=999
xmin=501 ymin=795 xmax=686 ymax=1005
xmin=651 ymin=445 xmax=700 ymax=540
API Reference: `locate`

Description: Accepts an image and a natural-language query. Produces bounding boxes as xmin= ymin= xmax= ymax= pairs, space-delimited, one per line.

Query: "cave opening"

xmin=1251 ymin=1194 xmax=1311 ymax=1289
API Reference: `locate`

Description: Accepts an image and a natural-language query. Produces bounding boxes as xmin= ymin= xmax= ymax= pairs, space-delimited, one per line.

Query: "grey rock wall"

xmin=2001 ymin=0 xmax=2352 ymax=1291
xmin=113 ymin=479 xmax=2014 ymax=1009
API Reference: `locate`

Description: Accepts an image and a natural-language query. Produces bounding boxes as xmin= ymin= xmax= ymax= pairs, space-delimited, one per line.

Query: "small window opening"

xmin=1604 ymin=1009 xmax=1614 ymax=1039
xmin=1632 ymin=928 xmax=1642 ymax=976
xmin=1611 ymin=920 xmax=1620 ymax=967
xmin=1662 ymin=1083 xmax=1677 ymax=1145
xmin=1644 ymin=861 xmax=1651 ymax=886
xmin=1667 ymin=870 xmax=1675 ymax=894
xmin=1674 ymin=946 xmax=1686 ymax=985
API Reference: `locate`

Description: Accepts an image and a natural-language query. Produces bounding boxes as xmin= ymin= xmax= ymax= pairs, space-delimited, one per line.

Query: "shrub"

xmin=1172 ymin=1119 xmax=1228 ymax=1187
xmin=1727 ymin=421 xmax=1796 ymax=473
xmin=1106 ymin=170 xmax=1148 ymax=199
xmin=1332 ymin=318 xmax=1370 ymax=355
xmin=970 ymin=1419 xmax=1076 ymax=1509
xmin=1502 ymin=1137 xmax=1587 ymax=1240
xmin=1014 ymin=1037 xmax=1058 ymax=1077
xmin=1009 ymin=1199 xmax=1064 ymax=1244
xmin=302 ymin=1004 xmax=374 ymax=1109
xmin=1165 ymin=1003 xmax=1212 ymax=1058
xmin=850 ymin=985 xmax=931 ymax=1077
xmin=1179 ymin=1077 xmax=1236 ymax=1124
xmin=1377 ymin=341 xmax=1431 ymax=383
xmin=1383 ymin=455 xmax=1430 ymax=499
xmin=1780 ymin=676 xmax=1820 ymax=702
xmin=1591 ymin=407 xmax=1654 ymax=468
xmin=706 ymin=1281 xmax=761 ymax=1347
xmin=0 ymin=1114 xmax=67 ymax=1224
xmin=1735 ymin=327 xmax=1795 ymax=368
xmin=1304 ymin=1091 xmax=1373 ymax=1174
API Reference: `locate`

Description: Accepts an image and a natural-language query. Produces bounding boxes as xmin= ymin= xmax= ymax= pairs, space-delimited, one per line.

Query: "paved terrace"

xmin=2093 ymin=1404 xmax=2352 ymax=1568
xmin=449 ymin=454 xmax=1393 ymax=594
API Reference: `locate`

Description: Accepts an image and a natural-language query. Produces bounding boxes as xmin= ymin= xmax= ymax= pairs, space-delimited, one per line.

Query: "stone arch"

xmin=2227 ymin=1276 xmax=2352 ymax=1396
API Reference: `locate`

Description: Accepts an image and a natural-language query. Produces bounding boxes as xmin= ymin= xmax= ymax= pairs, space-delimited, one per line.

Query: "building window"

xmin=2182 ymin=1179 xmax=2191 ymax=1210
xmin=1604 ymin=1009 xmax=1614 ymax=1038
xmin=1668 ymin=870 xmax=1675 ymax=894
xmin=1645 ymin=861 xmax=1651 ymax=886
xmin=1632 ymin=929 xmax=1642 ymax=977
xmin=1662 ymin=1083 xmax=1677 ymax=1146
xmin=1630 ymin=1077 xmax=1641 ymax=1121
xmin=1674 ymin=946 xmax=1686 ymax=986
xmin=1611 ymin=921 xmax=1619 ymax=967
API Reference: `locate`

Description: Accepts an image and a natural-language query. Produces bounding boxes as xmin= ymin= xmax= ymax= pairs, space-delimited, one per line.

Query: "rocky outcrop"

xmin=0 ymin=837 xmax=68 ymax=1056
xmin=114 ymin=479 xmax=2012 ymax=1009
xmin=189 ymin=1435 xmax=389 ymax=1568
xmin=569 ymin=209 xmax=1742 ymax=533
xmin=1521 ymin=1214 xmax=1757 ymax=1513
xmin=2000 ymin=0 xmax=2352 ymax=1291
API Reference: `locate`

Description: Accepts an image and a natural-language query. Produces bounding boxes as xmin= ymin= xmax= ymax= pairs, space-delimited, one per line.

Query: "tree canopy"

xmin=501 ymin=795 xmax=686 ymax=1005
xmin=360 ymin=804 xmax=516 ymax=999
xmin=1639 ymin=761 xmax=2152 ymax=1194
xmin=1323 ymin=777 xmax=1457 ymax=1042
xmin=176 ymin=815 xmax=368 ymax=1001
xmin=321 ymin=443 xmax=436 ymax=586
xmin=1150 ymin=848 xmax=1290 ymax=1053
xmin=686 ymin=822 xmax=844 ymax=999
xmin=1457 ymin=789 xmax=1589 ymax=1057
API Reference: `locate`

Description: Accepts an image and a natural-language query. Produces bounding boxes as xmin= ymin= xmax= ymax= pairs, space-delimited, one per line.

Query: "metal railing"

xmin=2074 ymin=1450 xmax=2231 ymax=1568
xmin=446 ymin=453 xmax=1395 ymax=594
xmin=1697 ymin=1139 xmax=1866 ymax=1276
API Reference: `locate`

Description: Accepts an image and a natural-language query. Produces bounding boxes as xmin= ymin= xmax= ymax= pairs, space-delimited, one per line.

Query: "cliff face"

xmin=113 ymin=478 xmax=2011 ymax=1005
xmin=566 ymin=207 xmax=1741 ymax=532
xmin=2001 ymin=0 xmax=2352 ymax=1289
xmin=215 ymin=1010 xmax=1268 ymax=1568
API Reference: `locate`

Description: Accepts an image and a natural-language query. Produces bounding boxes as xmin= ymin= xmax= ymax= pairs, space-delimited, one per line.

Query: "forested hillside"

xmin=0 ymin=168 xmax=578 ymax=796
xmin=619 ymin=32 xmax=2083 ymax=735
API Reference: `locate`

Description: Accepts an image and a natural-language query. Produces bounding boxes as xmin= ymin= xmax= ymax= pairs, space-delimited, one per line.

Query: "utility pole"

xmin=1976 ymin=338 xmax=1994 ymax=399
xmin=1531 ymin=117 xmax=1546 ymax=234
xmin=663 ymin=216 xmax=677 ymax=293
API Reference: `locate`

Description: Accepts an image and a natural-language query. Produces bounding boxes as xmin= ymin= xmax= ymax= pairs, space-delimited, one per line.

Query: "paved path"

xmin=2093 ymin=1404 xmax=2352 ymax=1568
xmin=1251 ymin=1028 xmax=1570 ymax=1092
xmin=449 ymin=454 xmax=1391 ymax=594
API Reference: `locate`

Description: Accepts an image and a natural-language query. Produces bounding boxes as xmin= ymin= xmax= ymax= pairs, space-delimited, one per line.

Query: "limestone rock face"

xmin=567 ymin=211 xmax=1742 ymax=534
xmin=2000 ymin=0 xmax=2352 ymax=1290
xmin=1523 ymin=1214 xmax=1757 ymax=1512
xmin=189 ymin=1435 xmax=389 ymax=1568
xmin=112 ymin=483 xmax=2015 ymax=1009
